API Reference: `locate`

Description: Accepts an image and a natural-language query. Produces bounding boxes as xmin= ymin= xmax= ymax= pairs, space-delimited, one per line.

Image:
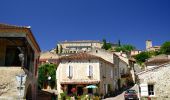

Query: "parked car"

xmin=124 ymin=89 xmax=138 ymax=100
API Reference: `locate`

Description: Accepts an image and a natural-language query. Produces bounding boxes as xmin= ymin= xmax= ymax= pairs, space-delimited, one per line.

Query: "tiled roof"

xmin=145 ymin=54 xmax=170 ymax=64
xmin=40 ymin=52 xmax=59 ymax=59
xmin=59 ymin=53 xmax=114 ymax=66
xmin=0 ymin=23 xmax=40 ymax=52
xmin=60 ymin=79 xmax=99 ymax=84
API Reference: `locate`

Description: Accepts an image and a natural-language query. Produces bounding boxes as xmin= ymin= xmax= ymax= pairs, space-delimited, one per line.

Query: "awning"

xmin=60 ymin=80 xmax=100 ymax=84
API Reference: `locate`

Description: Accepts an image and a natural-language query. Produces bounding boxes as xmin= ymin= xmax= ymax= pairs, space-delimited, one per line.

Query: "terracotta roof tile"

xmin=59 ymin=53 xmax=114 ymax=66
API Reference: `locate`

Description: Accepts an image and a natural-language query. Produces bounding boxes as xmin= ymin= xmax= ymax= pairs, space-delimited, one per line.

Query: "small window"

xmin=148 ymin=84 xmax=154 ymax=95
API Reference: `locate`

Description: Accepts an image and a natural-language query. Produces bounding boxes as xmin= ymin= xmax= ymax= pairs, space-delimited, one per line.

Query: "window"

xmin=148 ymin=84 xmax=154 ymax=95
xmin=114 ymin=68 xmax=117 ymax=76
xmin=67 ymin=65 xmax=73 ymax=78
xmin=87 ymin=65 xmax=93 ymax=77
xmin=111 ymin=69 xmax=113 ymax=78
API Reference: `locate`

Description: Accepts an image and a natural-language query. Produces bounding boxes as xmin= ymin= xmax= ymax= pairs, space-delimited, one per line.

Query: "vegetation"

xmin=102 ymin=39 xmax=112 ymax=50
xmin=38 ymin=63 xmax=56 ymax=89
xmin=114 ymin=44 xmax=135 ymax=52
xmin=134 ymin=41 xmax=170 ymax=65
xmin=56 ymin=44 xmax=58 ymax=54
xmin=135 ymin=52 xmax=151 ymax=65
xmin=160 ymin=41 xmax=170 ymax=54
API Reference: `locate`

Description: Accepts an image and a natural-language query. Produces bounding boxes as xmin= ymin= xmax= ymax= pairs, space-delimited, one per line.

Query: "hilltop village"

xmin=0 ymin=23 xmax=170 ymax=100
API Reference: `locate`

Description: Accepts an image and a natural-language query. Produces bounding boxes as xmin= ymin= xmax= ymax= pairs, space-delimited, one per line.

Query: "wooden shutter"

xmin=111 ymin=69 xmax=113 ymax=78
xmin=66 ymin=65 xmax=69 ymax=77
xmin=140 ymin=84 xmax=148 ymax=96
xmin=86 ymin=65 xmax=89 ymax=76
xmin=70 ymin=66 xmax=73 ymax=77
xmin=89 ymin=65 xmax=93 ymax=77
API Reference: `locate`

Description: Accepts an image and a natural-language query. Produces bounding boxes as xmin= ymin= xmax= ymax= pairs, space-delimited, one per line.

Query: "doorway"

xmin=77 ymin=86 xmax=83 ymax=96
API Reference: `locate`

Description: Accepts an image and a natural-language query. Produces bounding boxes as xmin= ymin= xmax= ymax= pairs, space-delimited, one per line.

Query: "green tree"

xmin=38 ymin=63 xmax=56 ymax=89
xmin=135 ymin=52 xmax=151 ymax=65
xmin=56 ymin=44 xmax=59 ymax=54
xmin=60 ymin=45 xmax=63 ymax=53
xmin=101 ymin=39 xmax=112 ymax=50
xmin=160 ymin=41 xmax=170 ymax=54
xmin=114 ymin=44 xmax=135 ymax=52
xmin=102 ymin=39 xmax=107 ymax=50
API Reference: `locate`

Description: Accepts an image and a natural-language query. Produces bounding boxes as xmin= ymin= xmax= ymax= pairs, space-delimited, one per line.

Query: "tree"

xmin=160 ymin=41 xmax=170 ymax=54
xmin=38 ymin=63 xmax=56 ymax=89
xmin=135 ymin=52 xmax=151 ymax=65
xmin=101 ymin=39 xmax=112 ymax=50
xmin=56 ymin=44 xmax=59 ymax=54
xmin=114 ymin=44 xmax=135 ymax=52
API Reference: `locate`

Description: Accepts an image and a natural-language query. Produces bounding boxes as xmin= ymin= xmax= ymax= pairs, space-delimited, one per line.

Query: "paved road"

xmin=103 ymin=91 xmax=125 ymax=100
xmin=103 ymin=84 xmax=139 ymax=100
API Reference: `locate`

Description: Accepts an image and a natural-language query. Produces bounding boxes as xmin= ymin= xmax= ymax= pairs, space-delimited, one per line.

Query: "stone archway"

xmin=26 ymin=84 xmax=32 ymax=100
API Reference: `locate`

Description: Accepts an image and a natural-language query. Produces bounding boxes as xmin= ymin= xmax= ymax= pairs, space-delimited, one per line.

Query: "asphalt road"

xmin=103 ymin=84 xmax=139 ymax=100
xmin=103 ymin=91 xmax=125 ymax=100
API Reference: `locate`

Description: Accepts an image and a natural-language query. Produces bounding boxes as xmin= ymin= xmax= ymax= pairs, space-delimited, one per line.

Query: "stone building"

xmin=39 ymin=51 xmax=59 ymax=65
xmin=88 ymin=49 xmax=135 ymax=89
xmin=0 ymin=23 xmax=40 ymax=99
xmin=146 ymin=40 xmax=160 ymax=51
xmin=56 ymin=40 xmax=103 ymax=54
xmin=113 ymin=52 xmax=135 ymax=89
xmin=137 ymin=62 xmax=170 ymax=100
xmin=56 ymin=53 xmax=117 ymax=98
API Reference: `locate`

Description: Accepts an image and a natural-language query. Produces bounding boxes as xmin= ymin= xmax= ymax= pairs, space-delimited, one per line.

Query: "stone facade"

xmin=57 ymin=40 xmax=103 ymax=54
xmin=137 ymin=62 xmax=170 ymax=100
xmin=56 ymin=53 xmax=116 ymax=98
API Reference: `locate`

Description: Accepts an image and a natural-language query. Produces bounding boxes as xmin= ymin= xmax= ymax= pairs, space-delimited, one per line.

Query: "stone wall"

xmin=138 ymin=64 xmax=170 ymax=99
xmin=0 ymin=67 xmax=26 ymax=99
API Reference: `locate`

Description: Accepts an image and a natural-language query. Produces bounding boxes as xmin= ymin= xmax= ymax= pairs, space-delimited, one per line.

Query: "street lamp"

xmin=16 ymin=74 xmax=27 ymax=99
xmin=48 ymin=76 xmax=51 ymax=89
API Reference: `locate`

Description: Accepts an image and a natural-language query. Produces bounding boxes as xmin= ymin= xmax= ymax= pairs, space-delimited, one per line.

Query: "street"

xmin=103 ymin=84 xmax=139 ymax=100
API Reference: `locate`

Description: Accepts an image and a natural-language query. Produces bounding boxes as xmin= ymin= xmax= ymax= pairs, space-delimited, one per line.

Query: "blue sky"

xmin=0 ymin=0 xmax=170 ymax=51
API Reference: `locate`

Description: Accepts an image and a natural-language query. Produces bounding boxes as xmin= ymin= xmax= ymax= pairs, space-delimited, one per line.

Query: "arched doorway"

xmin=26 ymin=85 xmax=32 ymax=100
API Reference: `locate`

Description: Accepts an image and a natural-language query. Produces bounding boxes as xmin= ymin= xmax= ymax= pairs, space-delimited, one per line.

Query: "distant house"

xmin=0 ymin=23 xmax=40 ymax=99
xmin=56 ymin=53 xmax=116 ymax=98
xmin=57 ymin=40 xmax=103 ymax=54
xmin=130 ymin=50 xmax=142 ymax=57
xmin=146 ymin=40 xmax=160 ymax=51
xmin=39 ymin=51 xmax=59 ymax=65
xmin=137 ymin=62 xmax=170 ymax=99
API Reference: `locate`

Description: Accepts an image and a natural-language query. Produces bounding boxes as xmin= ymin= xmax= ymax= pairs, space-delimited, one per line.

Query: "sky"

xmin=0 ymin=0 xmax=170 ymax=51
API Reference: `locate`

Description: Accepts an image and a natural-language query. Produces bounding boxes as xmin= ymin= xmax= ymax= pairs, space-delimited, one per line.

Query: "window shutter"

xmin=70 ymin=66 xmax=73 ymax=77
xmin=89 ymin=65 xmax=93 ymax=77
xmin=66 ymin=66 xmax=69 ymax=77
xmin=87 ymin=65 xmax=89 ymax=76
xmin=111 ymin=69 xmax=113 ymax=78
xmin=140 ymin=84 xmax=148 ymax=96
